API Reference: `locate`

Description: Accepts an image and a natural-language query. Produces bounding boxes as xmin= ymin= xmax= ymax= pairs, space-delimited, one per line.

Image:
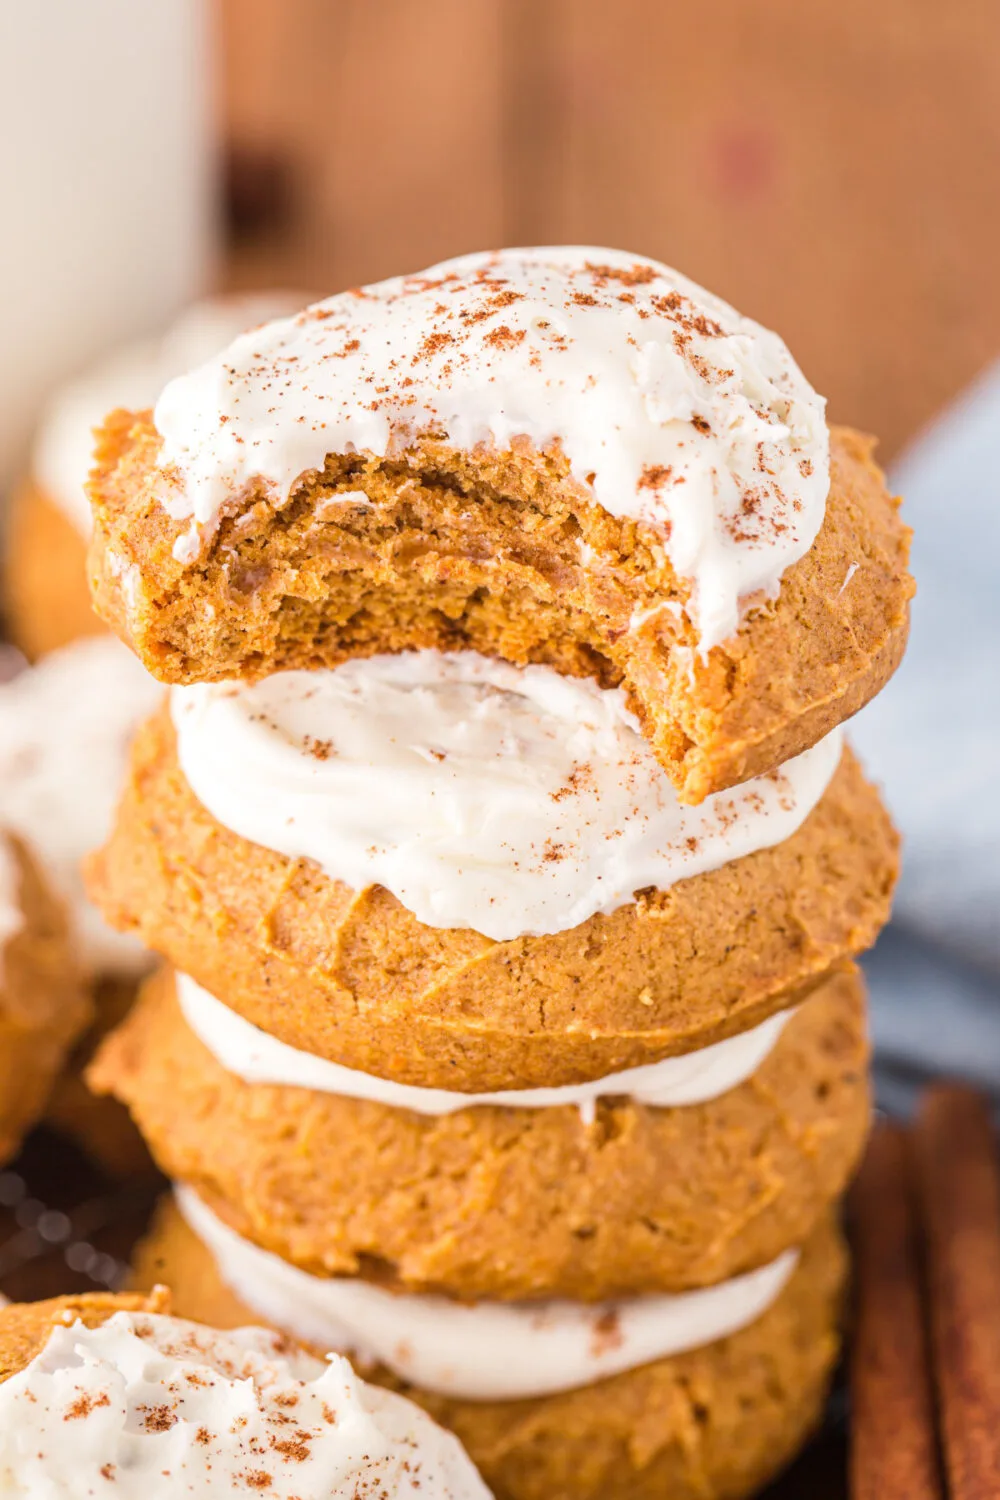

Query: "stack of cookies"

xmin=84 ymin=249 xmax=913 ymax=1500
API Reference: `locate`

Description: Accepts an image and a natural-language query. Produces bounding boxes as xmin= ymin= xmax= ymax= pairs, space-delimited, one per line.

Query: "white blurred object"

xmin=0 ymin=0 xmax=215 ymax=488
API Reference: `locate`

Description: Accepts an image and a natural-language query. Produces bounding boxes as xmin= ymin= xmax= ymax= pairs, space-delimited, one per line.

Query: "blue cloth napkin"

xmin=850 ymin=363 xmax=1000 ymax=1111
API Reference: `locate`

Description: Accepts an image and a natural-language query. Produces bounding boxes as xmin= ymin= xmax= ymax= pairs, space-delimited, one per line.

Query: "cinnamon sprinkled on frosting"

xmin=0 ymin=1311 xmax=490 ymax=1497
xmin=34 ymin=294 xmax=306 ymax=535
xmin=171 ymin=650 xmax=842 ymax=941
xmin=153 ymin=247 xmax=829 ymax=649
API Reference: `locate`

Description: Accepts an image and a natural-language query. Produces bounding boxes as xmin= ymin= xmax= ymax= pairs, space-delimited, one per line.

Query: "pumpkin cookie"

xmin=86 ymin=251 xmax=912 ymax=804
xmin=5 ymin=481 xmax=103 ymax=657
xmin=0 ymin=637 xmax=162 ymax=1171
xmin=0 ymin=1290 xmax=168 ymax=1379
xmin=0 ymin=831 xmax=89 ymax=1164
xmin=85 ymin=703 xmax=897 ymax=1089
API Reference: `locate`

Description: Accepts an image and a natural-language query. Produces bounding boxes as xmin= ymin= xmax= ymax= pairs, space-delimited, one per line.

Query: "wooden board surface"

xmin=218 ymin=0 xmax=1000 ymax=459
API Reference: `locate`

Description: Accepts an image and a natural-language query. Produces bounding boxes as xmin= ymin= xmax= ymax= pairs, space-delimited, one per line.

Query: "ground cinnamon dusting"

xmin=639 ymin=464 xmax=674 ymax=490
xmin=483 ymin=325 xmax=526 ymax=350
xmin=590 ymin=1310 xmax=624 ymax=1357
xmin=586 ymin=261 xmax=657 ymax=286
xmin=549 ymin=761 xmax=595 ymax=801
xmin=303 ymin=736 xmax=335 ymax=760
xmin=138 ymin=1403 xmax=177 ymax=1433
xmin=64 ymin=1391 xmax=111 ymax=1420
xmin=414 ymin=331 xmax=454 ymax=362
xmin=270 ymin=1436 xmax=311 ymax=1462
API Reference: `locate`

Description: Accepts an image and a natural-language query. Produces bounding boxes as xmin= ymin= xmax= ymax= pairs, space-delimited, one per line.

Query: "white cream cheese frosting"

xmin=171 ymin=650 xmax=842 ymax=941
xmin=0 ymin=1308 xmax=490 ymax=1499
xmin=0 ymin=637 xmax=162 ymax=975
xmin=177 ymin=1188 xmax=798 ymax=1402
xmin=153 ymin=246 xmax=829 ymax=649
xmin=33 ymin=293 xmax=306 ymax=534
xmin=176 ymin=970 xmax=794 ymax=1118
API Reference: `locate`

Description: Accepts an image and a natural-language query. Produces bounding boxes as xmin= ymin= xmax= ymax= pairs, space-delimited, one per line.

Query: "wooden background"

xmin=217 ymin=0 xmax=1000 ymax=461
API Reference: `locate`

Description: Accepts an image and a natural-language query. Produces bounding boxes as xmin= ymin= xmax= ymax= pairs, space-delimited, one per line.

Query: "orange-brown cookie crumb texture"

xmin=85 ymin=704 xmax=898 ymax=1090
xmin=0 ymin=1289 xmax=169 ymax=1384
xmin=0 ymin=833 xmax=90 ymax=1165
xmin=87 ymin=415 xmax=912 ymax=804
xmin=5 ymin=481 xmax=102 ymax=658
xmin=95 ymin=965 xmax=868 ymax=1301
xmin=134 ymin=1199 xmax=846 ymax=1500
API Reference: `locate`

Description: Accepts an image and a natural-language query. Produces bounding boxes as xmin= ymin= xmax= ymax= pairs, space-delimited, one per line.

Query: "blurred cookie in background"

xmin=0 ymin=639 xmax=161 ymax=1173
xmin=0 ymin=828 xmax=88 ymax=1167
xmin=44 ymin=975 xmax=151 ymax=1178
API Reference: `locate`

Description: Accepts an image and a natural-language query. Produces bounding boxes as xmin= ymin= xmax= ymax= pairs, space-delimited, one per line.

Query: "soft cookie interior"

xmin=89 ymin=420 xmax=911 ymax=803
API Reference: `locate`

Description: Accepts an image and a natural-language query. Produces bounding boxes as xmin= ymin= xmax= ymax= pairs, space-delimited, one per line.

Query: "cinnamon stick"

xmin=913 ymin=1084 xmax=1000 ymax=1499
xmin=849 ymin=1121 xmax=943 ymax=1499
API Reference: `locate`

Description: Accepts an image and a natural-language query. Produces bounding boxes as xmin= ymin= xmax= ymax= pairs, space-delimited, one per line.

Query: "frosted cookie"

xmin=93 ymin=964 xmax=867 ymax=1300
xmin=0 ymin=1290 xmax=168 ymax=1375
xmin=0 ymin=637 xmax=162 ymax=1170
xmin=0 ymin=1290 xmax=489 ymax=1499
xmin=6 ymin=294 xmax=308 ymax=659
xmin=85 ymin=687 xmax=897 ymax=1089
xmin=5 ymin=479 xmax=105 ymax=656
xmin=134 ymin=1197 xmax=846 ymax=1500
xmin=86 ymin=249 xmax=912 ymax=803
xmin=0 ymin=830 xmax=89 ymax=1165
